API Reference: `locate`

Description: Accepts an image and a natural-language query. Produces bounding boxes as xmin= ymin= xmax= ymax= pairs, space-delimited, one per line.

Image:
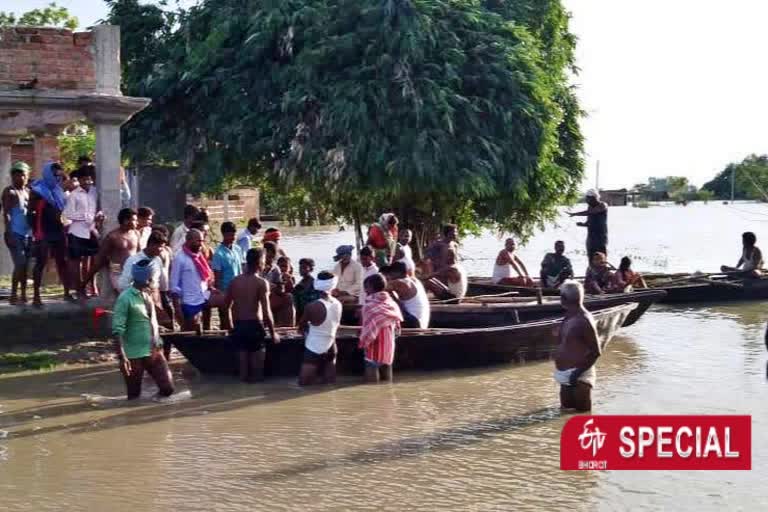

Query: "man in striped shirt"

xmin=359 ymin=273 xmax=402 ymax=383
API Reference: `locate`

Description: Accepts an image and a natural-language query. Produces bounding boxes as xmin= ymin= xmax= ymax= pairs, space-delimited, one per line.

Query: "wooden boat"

xmin=342 ymin=288 xmax=665 ymax=328
xmin=165 ymin=303 xmax=636 ymax=377
xmin=469 ymin=272 xmax=768 ymax=304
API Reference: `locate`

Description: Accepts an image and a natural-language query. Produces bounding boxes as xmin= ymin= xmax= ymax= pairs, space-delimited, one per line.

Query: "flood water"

xmin=1 ymin=202 xmax=767 ymax=511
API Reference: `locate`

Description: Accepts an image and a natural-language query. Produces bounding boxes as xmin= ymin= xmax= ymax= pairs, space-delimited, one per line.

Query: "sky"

xmin=5 ymin=0 xmax=768 ymax=189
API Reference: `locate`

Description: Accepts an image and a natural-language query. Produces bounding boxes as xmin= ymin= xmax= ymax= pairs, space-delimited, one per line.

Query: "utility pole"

xmin=595 ymin=160 xmax=600 ymax=191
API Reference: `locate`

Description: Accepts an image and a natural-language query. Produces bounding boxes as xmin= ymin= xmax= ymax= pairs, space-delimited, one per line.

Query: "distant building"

xmin=599 ymin=188 xmax=628 ymax=206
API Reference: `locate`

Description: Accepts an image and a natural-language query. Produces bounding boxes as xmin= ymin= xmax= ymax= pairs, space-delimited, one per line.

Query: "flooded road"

xmin=1 ymin=203 xmax=767 ymax=511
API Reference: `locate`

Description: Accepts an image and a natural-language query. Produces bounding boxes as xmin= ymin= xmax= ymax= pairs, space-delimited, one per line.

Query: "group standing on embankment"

xmin=2 ymin=162 xmax=761 ymax=412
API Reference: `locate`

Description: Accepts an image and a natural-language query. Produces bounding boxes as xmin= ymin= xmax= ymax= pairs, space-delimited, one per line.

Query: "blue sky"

xmin=6 ymin=0 xmax=768 ymax=189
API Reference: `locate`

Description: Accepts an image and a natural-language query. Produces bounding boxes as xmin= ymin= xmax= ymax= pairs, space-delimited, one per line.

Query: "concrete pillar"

xmin=0 ymin=135 xmax=15 ymax=276
xmin=32 ymin=134 xmax=59 ymax=176
xmin=93 ymin=25 xmax=122 ymax=97
xmin=94 ymin=122 xmax=122 ymax=230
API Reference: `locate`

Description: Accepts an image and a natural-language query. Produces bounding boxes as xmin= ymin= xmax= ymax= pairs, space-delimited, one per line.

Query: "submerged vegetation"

xmin=0 ymin=352 xmax=57 ymax=374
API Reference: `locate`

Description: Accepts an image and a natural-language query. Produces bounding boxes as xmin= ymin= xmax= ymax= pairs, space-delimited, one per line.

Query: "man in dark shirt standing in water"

xmin=569 ymin=189 xmax=608 ymax=258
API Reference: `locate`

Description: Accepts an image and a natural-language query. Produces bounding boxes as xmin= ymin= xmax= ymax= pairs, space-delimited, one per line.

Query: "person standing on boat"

xmin=332 ymin=245 xmax=364 ymax=303
xmin=225 ymin=248 xmax=280 ymax=382
xmin=423 ymin=248 xmax=468 ymax=301
xmin=423 ymin=224 xmax=459 ymax=274
xmin=540 ymin=241 xmax=574 ymax=288
xmin=382 ymin=261 xmax=431 ymax=328
xmin=554 ymin=280 xmax=600 ymax=412
xmin=569 ymin=189 xmax=608 ymax=258
xmin=298 ymin=271 xmax=342 ymax=386
xmin=366 ymin=213 xmax=399 ymax=266
xmin=212 ymin=222 xmax=245 ymax=330
xmin=170 ymin=229 xmax=213 ymax=330
xmin=492 ymin=238 xmax=533 ymax=286
xmin=721 ymin=232 xmax=763 ymax=278
xmin=112 ymin=259 xmax=175 ymax=400
xmin=359 ymin=246 xmax=380 ymax=303
xmin=360 ymin=273 xmax=403 ymax=383
xmin=2 ymin=161 xmax=32 ymax=305
xmin=584 ymin=252 xmax=613 ymax=295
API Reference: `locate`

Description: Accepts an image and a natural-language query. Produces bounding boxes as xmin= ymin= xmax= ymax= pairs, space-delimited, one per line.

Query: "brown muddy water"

xmin=1 ymin=203 xmax=768 ymax=511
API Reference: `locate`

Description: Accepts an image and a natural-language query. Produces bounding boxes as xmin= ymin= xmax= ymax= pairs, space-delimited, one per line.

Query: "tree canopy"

xmin=109 ymin=0 xmax=584 ymax=243
xmin=0 ymin=2 xmax=78 ymax=30
xmin=702 ymin=154 xmax=768 ymax=201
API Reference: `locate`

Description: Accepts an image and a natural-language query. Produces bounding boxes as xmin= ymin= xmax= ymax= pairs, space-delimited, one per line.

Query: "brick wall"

xmin=0 ymin=27 xmax=96 ymax=91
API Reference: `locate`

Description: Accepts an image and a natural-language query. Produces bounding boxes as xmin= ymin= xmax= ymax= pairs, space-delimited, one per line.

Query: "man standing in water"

xmin=298 ymin=271 xmax=342 ymax=386
xmin=225 ymin=248 xmax=280 ymax=382
xmin=359 ymin=273 xmax=402 ymax=383
xmin=554 ymin=281 xmax=601 ymax=412
xmin=170 ymin=229 xmax=212 ymax=330
xmin=569 ymin=189 xmax=608 ymax=257
xmin=2 ymin=162 xmax=32 ymax=304
xmin=84 ymin=208 xmax=140 ymax=296
xmin=112 ymin=259 xmax=175 ymax=400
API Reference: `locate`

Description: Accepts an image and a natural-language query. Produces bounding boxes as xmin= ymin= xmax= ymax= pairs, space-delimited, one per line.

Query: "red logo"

xmin=561 ymin=415 xmax=751 ymax=470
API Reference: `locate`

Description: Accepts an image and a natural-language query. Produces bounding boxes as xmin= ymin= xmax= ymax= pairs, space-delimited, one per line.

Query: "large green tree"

xmin=703 ymin=154 xmax=768 ymax=201
xmin=110 ymin=0 xmax=584 ymax=246
xmin=0 ymin=2 xmax=78 ymax=30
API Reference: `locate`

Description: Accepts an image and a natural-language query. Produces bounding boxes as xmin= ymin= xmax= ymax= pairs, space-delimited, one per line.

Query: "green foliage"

xmin=0 ymin=2 xmax=78 ymax=30
xmin=666 ymin=176 xmax=690 ymax=202
xmin=58 ymin=124 xmax=95 ymax=172
xmin=111 ymin=0 xmax=584 ymax=244
xmin=703 ymin=155 xmax=768 ymax=201
xmin=0 ymin=351 xmax=57 ymax=373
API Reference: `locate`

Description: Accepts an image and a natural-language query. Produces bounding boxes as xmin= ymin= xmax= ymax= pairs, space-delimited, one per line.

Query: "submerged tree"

xmin=110 ymin=0 xmax=584 ymax=246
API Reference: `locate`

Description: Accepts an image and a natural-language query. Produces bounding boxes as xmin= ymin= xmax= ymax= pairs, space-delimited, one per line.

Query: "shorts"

xmin=6 ymin=233 xmax=30 ymax=267
xmin=181 ymin=301 xmax=208 ymax=320
xmin=303 ymin=344 xmax=337 ymax=366
xmin=67 ymin=234 xmax=99 ymax=259
xmin=230 ymin=319 xmax=267 ymax=352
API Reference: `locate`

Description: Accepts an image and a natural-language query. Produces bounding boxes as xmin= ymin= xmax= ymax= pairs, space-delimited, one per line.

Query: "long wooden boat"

xmin=468 ymin=273 xmax=768 ymax=304
xmin=342 ymin=288 xmax=664 ymax=328
xmin=166 ymin=303 xmax=636 ymax=377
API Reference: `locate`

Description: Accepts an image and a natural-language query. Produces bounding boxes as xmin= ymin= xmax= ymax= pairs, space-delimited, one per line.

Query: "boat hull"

xmin=165 ymin=304 xmax=636 ymax=377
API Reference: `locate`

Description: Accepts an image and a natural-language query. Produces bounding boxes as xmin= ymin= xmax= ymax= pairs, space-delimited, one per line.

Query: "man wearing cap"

xmin=112 ymin=259 xmax=175 ymax=400
xmin=569 ymin=189 xmax=608 ymax=258
xmin=2 ymin=161 xmax=32 ymax=304
xmin=331 ymin=245 xmax=364 ymax=303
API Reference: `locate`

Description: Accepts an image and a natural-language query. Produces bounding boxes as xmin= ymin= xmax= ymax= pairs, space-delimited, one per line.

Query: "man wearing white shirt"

xmin=62 ymin=168 xmax=101 ymax=297
xmin=358 ymin=246 xmax=379 ymax=303
xmin=117 ymin=231 xmax=166 ymax=293
xmin=236 ymin=217 xmax=262 ymax=255
xmin=170 ymin=204 xmax=200 ymax=255
xmin=170 ymin=229 xmax=211 ymax=330
xmin=331 ymin=245 xmax=364 ymax=303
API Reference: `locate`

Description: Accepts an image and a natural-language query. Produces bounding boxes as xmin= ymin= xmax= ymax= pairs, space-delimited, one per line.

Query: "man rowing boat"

xmin=721 ymin=231 xmax=763 ymax=278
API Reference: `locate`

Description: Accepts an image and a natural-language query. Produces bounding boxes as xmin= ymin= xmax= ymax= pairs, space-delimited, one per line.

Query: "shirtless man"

xmin=423 ymin=248 xmax=467 ymax=301
xmin=423 ymin=224 xmax=458 ymax=274
xmin=382 ymin=261 xmax=430 ymax=328
xmin=225 ymin=248 xmax=280 ymax=382
xmin=492 ymin=238 xmax=533 ymax=286
xmin=721 ymin=231 xmax=763 ymax=278
xmin=84 ymin=208 xmax=140 ymax=296
xmin=553 ymin=281 xmax=601 ymax=412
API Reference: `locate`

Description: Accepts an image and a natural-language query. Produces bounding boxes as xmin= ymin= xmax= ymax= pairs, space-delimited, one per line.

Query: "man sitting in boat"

xmin=382 ymin=261 xmax=431 ymax=328
xmin=224 ymin=248 xmax=280 ymax=382
xmin=584 ymin=252 xmax=613 ymax=295
xmin=554 ymin=280 xmax=601 ymax=412
xmin=359 ymin=273 xmax=403 ymax=383
xmin=422 ymin=223 xmax=459 ymax=274
xmin=720 ymin=231 xmax=764 ymax=278
xmin=539 ymin=241 xmax=574 ymax=288
xmin=423 ymin=248 xmax=468 ymax=301
xmin=331 ymin=245 xmax=364 ymax=303
xmin=492 ymin=238 xmax=533 ymax=286
xmin=609 ymin=256 xmax=647 ymax=292
xmin=298 ymin=271 xmax=343 ymax=386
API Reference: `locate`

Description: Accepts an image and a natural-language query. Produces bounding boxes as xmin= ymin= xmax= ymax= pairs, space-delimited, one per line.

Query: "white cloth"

xmin=138 ymin=226 xmax=152 ymax=250
xmin=62 ymin=186 xmax=98 ymax=240
xmin=398 ymin=256 xmax=416 ymax=275
xmin=170 ymin=250 xmax=210 ymax=306
xmin=359 ymin=262 xmax=380 ymax=304
xmin=314 ymin=276 xmax=338 ymax=293
xmin=492 ymin=262 xmax=514 ymax=284
xmin=236 ymin=228 xmax=254 ymax=255
xmin=400 ymin=244 xmax=413 ymax=260
xmin=553 ymin=366 xmax=597 ymax=387
xmin=170 ymin=223 xmax=189 ymax=255
xmin=117 ymin=251 xmax=163 ymax=292
xmin=447 ymin=264 xmax=468 ymax=299
xmin=332 ymin=259 xmax=364 ymax=297
xmin=401 ymin=278 xmax=430 ymax=328
xmin=305 ymin=296 xmax=342 ymax=355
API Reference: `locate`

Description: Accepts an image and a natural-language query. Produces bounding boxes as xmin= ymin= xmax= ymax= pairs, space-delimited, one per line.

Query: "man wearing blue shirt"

xmin=212 ymin=221 xmax=244 ymax=329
